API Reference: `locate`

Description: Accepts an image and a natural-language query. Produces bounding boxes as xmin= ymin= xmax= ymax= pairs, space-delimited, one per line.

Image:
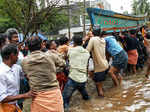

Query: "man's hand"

xmin=83 ymin=35 xmax=90 ymax=42
xmin=2 ymin=90 xmax=37 ymax=103
xmin=88 ymin=71 xmax=94 ymax=79
xmin=24 ymin=90 xmax=37 ymax=98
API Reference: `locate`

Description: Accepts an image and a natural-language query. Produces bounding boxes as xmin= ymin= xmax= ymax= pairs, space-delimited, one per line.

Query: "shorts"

xmin=93 ymin=69 xmax=108 ymax=82
xmin=112 ymin=50 xmax=128 ymax=70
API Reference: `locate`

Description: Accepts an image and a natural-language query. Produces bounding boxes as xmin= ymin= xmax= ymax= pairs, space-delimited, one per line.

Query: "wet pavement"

xmin=69 ymin=67 xmax=150 ymax=112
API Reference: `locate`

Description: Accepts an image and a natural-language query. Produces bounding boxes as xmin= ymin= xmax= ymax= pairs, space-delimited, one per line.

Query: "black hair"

xmin=6 ymin=28 xmax=18 ymax=41
xmin=92 ymin=26 xmax=101 ymax=36
xmin=100 ymin=31 xmax=107 ymax=37
xmin=0 ymin=34 xmax=7 ymax=48
xmin=130 ymin=29 xmax=136 ymax=35
xmin=59 ymin=37 xmax=69 ymax=45
xmin=43 ymin=40 xmax=47 ymax=43
xmin=1 ymin=44 xmax=18 ymax=60
xmin=112 ymin=32 xmax=120 ymax=41
xmin=26 ymin=36 xmax=42 ymax=52
xmin=146 ymin=33 xmax=150 ymax=39
xmin=73 ymin=36 xmax=83 ymax=46
xmin=55 ymin=39 xmax=60 ymax=47
xmin=46 ymin=40 xmax=55 ymax=49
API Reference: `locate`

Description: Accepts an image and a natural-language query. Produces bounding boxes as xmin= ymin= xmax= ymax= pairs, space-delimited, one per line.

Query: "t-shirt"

xmin=68 ymin=46 xmax=90 ymax=83
xmin=104 ymin=36 xmax=123 ymax=56
xmin=86 ymin=36 xmax=109 ymax=73
xmin=125 ymin=36 xmax=138 ymax=51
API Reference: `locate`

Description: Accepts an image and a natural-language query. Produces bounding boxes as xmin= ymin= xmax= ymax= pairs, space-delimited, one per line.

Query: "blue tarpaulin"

xmin=37 ymin=33 xmax=48 ymax=40
xmin=18 ymin=33 xmax=48 ymax=42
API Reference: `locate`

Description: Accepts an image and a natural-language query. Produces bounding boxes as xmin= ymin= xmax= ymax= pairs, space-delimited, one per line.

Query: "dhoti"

xmin=31 ymin=88 xmax=64 ymax=112
xmin=127 ymin=50 xmax=138 ymax=65
xmin=0 ymin=103 xmax=21 ymax=112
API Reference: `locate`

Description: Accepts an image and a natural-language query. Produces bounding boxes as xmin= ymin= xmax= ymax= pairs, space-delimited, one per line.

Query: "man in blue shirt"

xmin=102 ymin=31 xmax=128 ymax=86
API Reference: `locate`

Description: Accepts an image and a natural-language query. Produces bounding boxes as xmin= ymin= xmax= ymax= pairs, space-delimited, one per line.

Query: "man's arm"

xmin=86 ymin=38 xmax=93 ymax=52
xmin=50 ymin=51 xmax=66 ymax=67
xmin=2 ymin=91 xmax=36 ymax=103
xmin=54 ymin=54 xmax=66 ymax=67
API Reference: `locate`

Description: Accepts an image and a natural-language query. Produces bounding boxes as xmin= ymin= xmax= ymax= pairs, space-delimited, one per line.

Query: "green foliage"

xmin=132 ymin=0 xmax=150 ymax=16
xmin=0 ymin=0 xmax=67 ymax=39
xmin=0 ymin=0 xmax=17 ymax=33
xmin=40 ymin=12 xmax=68 ymax=34
xmin=0 ymin=17 xmax=17 ymax=33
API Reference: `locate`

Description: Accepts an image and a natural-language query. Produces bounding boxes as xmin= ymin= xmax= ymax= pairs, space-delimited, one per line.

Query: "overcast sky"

xmin=108 ymin=0 xmax=150 ymax=14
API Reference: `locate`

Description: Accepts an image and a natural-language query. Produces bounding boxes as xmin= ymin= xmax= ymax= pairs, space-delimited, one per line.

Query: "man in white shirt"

xmin=6 ymin=28 xmax=26 ymax=109
xmin=0 ymin=44 xmax=34 ymax=111
xmin=6 ymin=28 xmax=24 ymax=65
xmin=63 ymin=36 xmax=90 ymax=111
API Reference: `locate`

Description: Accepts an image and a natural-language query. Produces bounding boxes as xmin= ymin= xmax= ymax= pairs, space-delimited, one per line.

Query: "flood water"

xmin=69 ymin=68 xmax=150 ymax=112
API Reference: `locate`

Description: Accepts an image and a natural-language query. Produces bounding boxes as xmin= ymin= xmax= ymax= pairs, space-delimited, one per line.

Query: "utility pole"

xmin=67 ymin=0 xmax=71 ymax=40
xmin=83 ymin=0 xmax=86 ymax=38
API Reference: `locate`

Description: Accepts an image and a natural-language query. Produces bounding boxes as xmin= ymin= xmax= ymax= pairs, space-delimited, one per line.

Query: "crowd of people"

xmin=0 ymin=26 xmax=150 ymax=112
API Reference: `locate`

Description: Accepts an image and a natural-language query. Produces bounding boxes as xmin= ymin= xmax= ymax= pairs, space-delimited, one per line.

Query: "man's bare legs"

xmin=96 ymin=82 xmax=104 ymax=97
xmin=133 ymin=65 xmax=137 ymax=74
xmin=146 ymin=63 xmax=150 ymax=78
xmin=116 ymin=73 xmax=123 ymax=85
xmin=108 ymin=66 xmax=119 ymax=86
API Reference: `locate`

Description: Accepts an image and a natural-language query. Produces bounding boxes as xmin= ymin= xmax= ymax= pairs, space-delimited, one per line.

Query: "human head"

xmin=6 ymin=28 xmax=19 ymax=44
xmin=59 ymin=36 xmax=69 ymax=45
xmin=73 ymin=36 xmax=83 ymax=46
xmin=100 ymin=31 xmax=107 ymax=37
xmin=46 ymin=40 xmax=57 ymax=50
xmin=26 ymin=36 xmax=42 ymax=52
xmin=146 ymin=32 xmax=150 ymax=39
xmin=129 ymin=29 xmax=136 ymax=37
xmin=42 ymin=40 xmax=47 ymax=48
xmin=92 ymin=26 xmax=101 ymax=36
xmin=0 ymin=34 xmax=7 ymax=49
xmin=1 ymin=44 xmax=18 ymax=65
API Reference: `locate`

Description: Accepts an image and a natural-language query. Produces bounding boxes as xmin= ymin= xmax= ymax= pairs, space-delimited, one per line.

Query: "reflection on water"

xmin=70 ymin=70 xmax=150 ymax=112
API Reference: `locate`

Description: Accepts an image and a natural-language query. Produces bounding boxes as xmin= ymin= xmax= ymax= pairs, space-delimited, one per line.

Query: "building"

xmin=63 ymin=0 xmax=111 ymax=10
xmin=59 ymin=0 xmax=111 ymax=37
xmin=88 ymin=0 xmax=111 ymax=10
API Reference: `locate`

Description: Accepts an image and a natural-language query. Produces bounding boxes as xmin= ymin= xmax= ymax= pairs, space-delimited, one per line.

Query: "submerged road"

xmin=70 ymin=67 xmax=150 ymax=112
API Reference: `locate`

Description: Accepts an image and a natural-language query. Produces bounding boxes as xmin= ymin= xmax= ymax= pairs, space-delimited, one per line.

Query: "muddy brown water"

xmin=69 ymin=68 xmax=150 ymax=112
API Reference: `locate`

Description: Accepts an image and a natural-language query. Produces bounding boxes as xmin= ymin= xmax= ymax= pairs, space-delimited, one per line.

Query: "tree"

xmin=0 ymin=0 xmax=65 ymax=39
xmin=0 ymin=1 xmax=17 ymax=33
xmin=40 ymin=11 xmax=69 ymax=34
xmin=132 ymin=0 xmax=150 ymax=16
xmin=123 ymin=11 xmax=129 ymax=15
xmin=0 ymin=17 xmax=17 ymax=33
xmin=132 ymin=0 xmax=138 ymax=15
